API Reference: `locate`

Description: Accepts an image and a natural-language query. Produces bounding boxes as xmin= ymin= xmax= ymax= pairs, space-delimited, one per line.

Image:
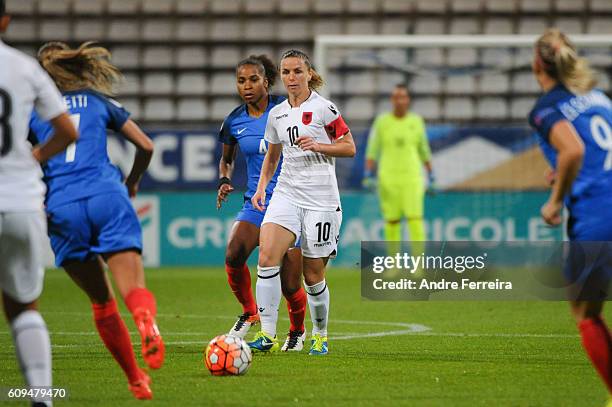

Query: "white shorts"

xmin=262 ymin=193 xmax=342 ymax=259
xmin=0 ymin=211 xmax=47 ymax=303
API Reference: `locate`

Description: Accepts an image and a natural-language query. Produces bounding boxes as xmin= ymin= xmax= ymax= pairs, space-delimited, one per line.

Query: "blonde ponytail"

xmin=536 ymin=28 xmax=597 ymax=94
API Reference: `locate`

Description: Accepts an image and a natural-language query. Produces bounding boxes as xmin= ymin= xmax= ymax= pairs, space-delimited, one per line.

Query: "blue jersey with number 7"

xmin=529 ymin=84 xmax=612 ymax=239
xmin=29 ymin=89 xmax=130 ymax=211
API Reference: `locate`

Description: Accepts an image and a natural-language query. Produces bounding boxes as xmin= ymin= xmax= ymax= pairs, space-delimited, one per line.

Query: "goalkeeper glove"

xmin=362 ymin=169 xmax=377 ymax=191
xmin=426 ymin=171 xmax=438 ymax=195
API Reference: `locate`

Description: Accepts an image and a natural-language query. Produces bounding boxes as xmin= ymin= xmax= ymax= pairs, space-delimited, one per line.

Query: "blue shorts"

xmin=236 ymin=199 xmax=265 ymax=228
xmin=563 ymin=241 xmax=612 ymax=301
xmin=47 ymin=192 xmax=142 ymax=267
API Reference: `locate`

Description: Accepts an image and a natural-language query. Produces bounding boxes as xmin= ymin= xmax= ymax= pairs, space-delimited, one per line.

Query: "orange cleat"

xmin=134 ymin=308 xmax=165 ymax=369
xmin=128 ymin=369 xmax=152 ymax=400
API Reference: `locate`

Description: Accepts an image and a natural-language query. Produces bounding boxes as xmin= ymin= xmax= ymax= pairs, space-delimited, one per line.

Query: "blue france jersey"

xmin=529 ymin=85 xmax=612 ymax=209
xmin=218 ymin=95 xmax=285 ymax=200
xmin=29 ymin=89 xmax=130 ymax=210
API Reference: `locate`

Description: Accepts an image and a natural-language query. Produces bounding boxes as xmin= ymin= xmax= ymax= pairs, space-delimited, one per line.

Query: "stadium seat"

xmin=176 ymin=20 xmax=208 ymax=40
xmin=481 ymin=49 xmax=513 ymax=67
xmin=176 ymin=0 xmax=207 ymax=13
xmin=279 ymin=19 xmax=310 ymax=40
xmin=451 ymin=0 xmax=482 ymax=12
xmin=411 ymin=97 xmax=441 ymax=121
xmin=119 ymin=73 xmax=141 ymax=95
xmin=379 ymin=48 xmax=410 ymax=67
xmin=483 ymin=18 xmax=514 ymax=35
xmin=209 ymin=19 xmax=243 ymax=40
xmin=3 ymin=20 xmax=37 ymax=40
xmin=485 ymin=0 xmax=516 ymax=12
xmin=450 ymin=18 xmax=481 ymax=35
xmin=479 ymin=73 xmax=510 ymax=93
xmin=380 ymin=18 xmax=410 ymax=35
xmin=510 ymin=97 xmax=534 ymax=119
xmin=110 ymin=46 xmax=141 ymax=68
xmin=108 ymin=20 xmax=140 ymax=41
xmin=144 ymin=99 xmax=176 ymax=121
xmin=591 ymin=0 xmax=612 ymax=12
xmin=117 ymin=98 xmax=142 ymax=120
xmin=587 ymin=18 xmax=612 ymax=34
xmin=245 ymin=0 xmax=275 ymax=13
xmin=416 ymin=0 xmax=447 ymax=13
xmin=177 ymin=98 xmax=208 ymax=120
xmin=414 ymin=18 xmax=445 ymax=35
xmin=244 ymin=46 xmax=275 ymax=59
xmin=448 ymin=48 xmax=478 ymax=67
xmin=347 ymin=0 xmax=378 ymax=13
xmin=443 ymin=97 xmax=474 ymax=120
xmin=210 ymin=73 xmax=238 ymax=95
xmin=345 ymin=72 xmax=377 ymax=94
xmin=209 ymin=47 xmax=241 ymax=68
xmin=5 ymin=0 xmax=35 ymax=15
xmin=378 ymin=71 xmax=408 ymax=92
xmin=176 ymin=46 xmax=207 ymax=68
xmin=39 ymin=0 xmax=70 ymax=14
xmin=39 ymin=21 xmax=71 ymax=41
xmin=209 ymin=0 xmax=241 ymax=13
xmin=518 ymin=18 xmax=548 ymax=34
xmin=519 ymin=0 xmax=551 ymax=12
xmin=73 ymin=0 xmax=105 ymax=14
xmin=382 ymin=0 xmax=413 ymax=13
xmin=376 ymin=97 xmax=392 ymax=116
xmin=211 ymin=98 xmax=241 ymax=121
xmin=143 ymin=46 xmax=174 ymax=68
xmin=344 ymin=97 xmax=376 ymax=121
xmin=513 ymin=48 xmax=533 ymax=68
xmin=512 ymin=72 xmax=539 ymax=93
xmin=244 ymin=20 xmax=276 ymax=40
xmin=313 ymin=0 xmax=344 ymax=13
xmin=279 ymin=0 xmax=310 ymax=14
xmin=143 ymin=73 xmax=174 ymax=95
xmin=554 ymin=17 xmax=583 ymax=34
xmin=346 ymin=19 xmax=377 ymax=35
xmin=312 ymin=19 xmax=344 ymax=36
xmin=143 ymin=20 xmax=174 ymax=41
xmin=177 ymin=73 xmax=208 ymax=94
xmin=555 ymin=0 xmax=587 ymax=12
xmin=414 ymin=48 xmax=444 ymax=66
xmin=409 ymin=74 xmax=442 ymax=93
xmin=142 ymin=0 xmax=173 ymax=14
xmin=108 ymin=0 xmax=139 ymax=14
xmin=325 ymin=72 xmax=343 ymax=95
xmin=476 ymin=97 xmax=508 ymax=119
xmin=445 ymin=75 xmax=476 ymax=94
xmin=73 ymin=20 xmax=105 ymax=41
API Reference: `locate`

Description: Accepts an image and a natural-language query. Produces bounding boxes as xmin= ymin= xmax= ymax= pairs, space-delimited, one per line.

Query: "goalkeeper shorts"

xmin=378 ymin=178 xmax=425 ymax=221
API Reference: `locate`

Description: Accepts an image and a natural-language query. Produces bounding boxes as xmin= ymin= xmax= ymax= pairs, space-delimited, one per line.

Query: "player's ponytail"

xmin=38 ymin=41 xmax=123 ymax=95
xmin=535 ymin=28 xmax=597 ymax=94
xmin=280 ymin=49 xmax=324 ymax=91
xmin=236 ymin=54 xmax=277 ymax=90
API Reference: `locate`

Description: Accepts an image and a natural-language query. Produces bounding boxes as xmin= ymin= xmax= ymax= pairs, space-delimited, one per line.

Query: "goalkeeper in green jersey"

xmin=364 ymin=84 xmax=434 ymax=245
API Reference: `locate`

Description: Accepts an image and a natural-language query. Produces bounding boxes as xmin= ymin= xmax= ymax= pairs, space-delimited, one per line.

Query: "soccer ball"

xmin=204 ymin=334 xmax=252 ymax=376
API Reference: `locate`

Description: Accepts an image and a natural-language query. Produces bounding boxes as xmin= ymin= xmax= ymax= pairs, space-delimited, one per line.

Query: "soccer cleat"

xmin=128 ymin=369 xmax=152 ymax=400
xmin=281 ymin=329 xmax=306 ymax=352
xmin=247 ymin=331 xmax=279 ymax=353
xmin=308 ymin=333 xmax=328 ymax=356
xmin=228 ymin=312 xmax=260 ymax=339
xmin=134 ymin=308 xmax=165 ymax=369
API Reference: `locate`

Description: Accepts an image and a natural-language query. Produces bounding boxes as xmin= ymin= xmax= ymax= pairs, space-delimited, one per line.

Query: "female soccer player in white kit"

xmin=250 ymin=49 xmax=356 ymax=355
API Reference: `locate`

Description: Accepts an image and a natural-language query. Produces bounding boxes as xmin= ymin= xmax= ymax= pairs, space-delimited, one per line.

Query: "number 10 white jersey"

xmin=264 ymin=91 xmax=350 ymax=211
xmin=0 ymin=40 xmax=66 ymax=212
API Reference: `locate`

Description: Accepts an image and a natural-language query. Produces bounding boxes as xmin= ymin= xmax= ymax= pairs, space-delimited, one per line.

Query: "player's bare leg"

xmin=105 ymin=250 xmax=165 ymax=370
xmin=303 ymin=256 xmax=330 ymax=355
xmin=225 ymin=221 xmax=260 ymax=338
xmin=64 ymin=257 xmax=151 ymax=399
xmin=248 ymin=223 xmax=294 ymax=352
xmin=280 ymin=247 xmax=307 ymax=351
xmin=570 ymin=300 xmax=612 ymax=394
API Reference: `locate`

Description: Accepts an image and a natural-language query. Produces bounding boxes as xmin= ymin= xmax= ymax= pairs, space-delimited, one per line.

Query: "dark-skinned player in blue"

xmin=530 ymin=29 xmax=612 ymax=399
xmin=217 ymin=55 xmax=307 ymax=352
xmin=29 ymin=42 xmax=163 ymax=400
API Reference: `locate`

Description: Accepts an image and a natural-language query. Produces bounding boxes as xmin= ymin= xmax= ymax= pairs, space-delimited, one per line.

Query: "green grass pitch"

xmin=0 ymin=267 xmax=609 ymax=406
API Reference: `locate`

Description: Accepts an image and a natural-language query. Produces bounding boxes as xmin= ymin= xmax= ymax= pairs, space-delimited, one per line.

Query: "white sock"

xmin=11 ymin=310 xmax=52 ymax=406
xmin=305 ymin=280 xmax=329 ymax=337
xmin=256 ymin=265 xmax=281 ymax=338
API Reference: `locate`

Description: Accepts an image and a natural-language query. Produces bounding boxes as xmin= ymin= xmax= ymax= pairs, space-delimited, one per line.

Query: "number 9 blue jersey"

xmin=29 ymin=89 xmax=130 ymax=211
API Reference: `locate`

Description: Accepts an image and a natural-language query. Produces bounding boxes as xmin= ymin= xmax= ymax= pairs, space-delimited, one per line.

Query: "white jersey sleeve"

xmin=320 ymin=100 xmax=350 ymax=141
xmin=32 ymin=63 xmax=66 ymax=121
xmin=264 ymin=112 xmax=281 ymax=144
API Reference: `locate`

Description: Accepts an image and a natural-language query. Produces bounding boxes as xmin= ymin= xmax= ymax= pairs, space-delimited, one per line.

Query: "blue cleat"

xmin=247 ymin=331 xmax=279 ymax=353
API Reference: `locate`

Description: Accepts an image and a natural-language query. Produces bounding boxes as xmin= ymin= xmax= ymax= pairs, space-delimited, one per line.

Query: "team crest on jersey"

xmin=302 ymin=112 xmax=313 ymax=125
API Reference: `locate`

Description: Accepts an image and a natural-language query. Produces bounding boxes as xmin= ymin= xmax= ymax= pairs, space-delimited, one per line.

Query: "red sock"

xmin=226 ymin=263 xmax=257 ymax=315
xmin=285 ymin=288 xmax=307 ymax=332
xmin=92 ymin=299 xmax=140 ymax=382
xmin=125 ymin=287 xmax=157 ymax=317
xmin=579 ymin=316 xmax=612 ymax=393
